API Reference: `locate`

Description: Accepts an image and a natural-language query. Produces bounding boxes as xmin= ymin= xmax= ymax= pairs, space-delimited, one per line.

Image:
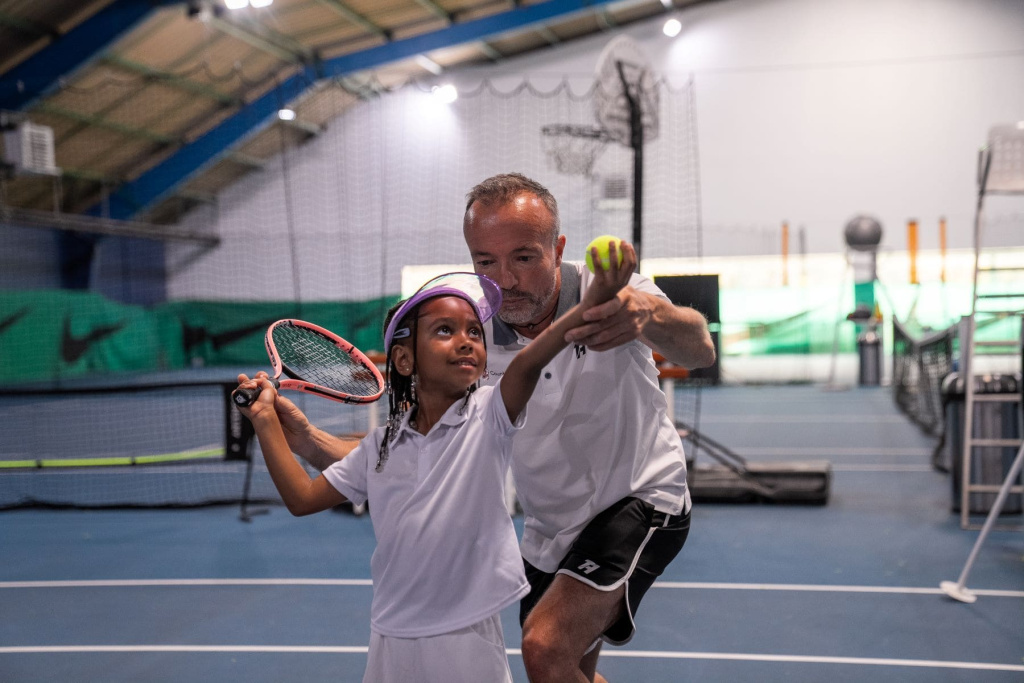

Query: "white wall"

xmin=168 ymin=0 xmax=1024 ymax=303
xmin=459 ymin=0 xmax=1024 ymax=254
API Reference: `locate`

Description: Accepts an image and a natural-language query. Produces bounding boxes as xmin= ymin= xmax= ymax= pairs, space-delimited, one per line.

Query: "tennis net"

xmin=892 ymin=317 xmax=956 ymax=439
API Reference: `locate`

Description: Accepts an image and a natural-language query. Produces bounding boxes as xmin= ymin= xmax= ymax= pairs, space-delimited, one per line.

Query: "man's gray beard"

xmin=498 ymin=277 xmax=558 ymax=327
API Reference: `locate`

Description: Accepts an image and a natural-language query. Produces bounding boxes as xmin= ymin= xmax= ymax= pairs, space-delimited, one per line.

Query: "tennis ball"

xmin=585 ymin=235 xmax=624 ymax=273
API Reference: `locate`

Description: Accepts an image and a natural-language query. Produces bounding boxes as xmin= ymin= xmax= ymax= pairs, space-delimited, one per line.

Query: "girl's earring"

xmin=410 ymin=374 xmax=418 ymax=402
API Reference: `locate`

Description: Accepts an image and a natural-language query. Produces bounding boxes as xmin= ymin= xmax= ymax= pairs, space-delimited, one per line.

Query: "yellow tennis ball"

xmin=585 ymin=235 xmax=624 ymax=273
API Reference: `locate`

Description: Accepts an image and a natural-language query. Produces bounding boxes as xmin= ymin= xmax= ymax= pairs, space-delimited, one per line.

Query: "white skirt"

xmin=363 ymin=611 xmax=513 ymax=683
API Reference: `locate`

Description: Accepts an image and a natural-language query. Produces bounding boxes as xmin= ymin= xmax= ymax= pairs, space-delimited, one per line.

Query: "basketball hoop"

xmin=594 ymin=36 xmax=660 ymax=146
xmin=540 ymin=124 xmax=609 ymax=177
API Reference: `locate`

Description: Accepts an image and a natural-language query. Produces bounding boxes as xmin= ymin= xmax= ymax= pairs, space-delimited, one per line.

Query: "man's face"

xmin=463 ymin=193 xmax=565 ymax=327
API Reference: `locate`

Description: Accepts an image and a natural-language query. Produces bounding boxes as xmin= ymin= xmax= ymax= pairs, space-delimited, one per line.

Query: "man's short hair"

xmin=464 ymin=173 xmax=560 ymax=242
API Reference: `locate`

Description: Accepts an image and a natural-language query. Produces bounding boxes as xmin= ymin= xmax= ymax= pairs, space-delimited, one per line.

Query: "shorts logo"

xmin=577 ymin=560 xmax=600 ymax=575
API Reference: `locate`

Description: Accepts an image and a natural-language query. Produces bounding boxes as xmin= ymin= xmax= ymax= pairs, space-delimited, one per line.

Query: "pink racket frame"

xmin=265 ymin=319 xmax=384 ymax=404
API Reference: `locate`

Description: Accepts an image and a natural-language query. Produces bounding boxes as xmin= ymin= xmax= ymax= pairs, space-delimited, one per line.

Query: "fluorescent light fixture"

xmin=249 ymin=0 xmax=273 ymax=7
xmin=224 ymin=0 xmax=249 ymax=9
xmin=278 ymin=108 xmax=296 ymax=121
xmin=415 ymin=55 xmax=443 ymax=76
xmin=663 ymin=18 xmax=682 ymax=37
xmin=432 ymin=84 xmax=458 ymax=104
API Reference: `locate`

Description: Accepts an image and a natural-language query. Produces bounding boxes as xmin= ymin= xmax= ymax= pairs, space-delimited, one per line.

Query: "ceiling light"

xmin=663 ymin=18 xmax=682 ymax=37
xmin=1017 ymin=121 xmax=1024 ymax=130
xmin=278 ymin=108 xmax=296 ymax=121
xmin=249 ymin=0 xmax=273 ymax=7
xmin=224 ymin=0 xmax=249 ymax=9
xmin=432 ymin=84 xmax=458 ymax=104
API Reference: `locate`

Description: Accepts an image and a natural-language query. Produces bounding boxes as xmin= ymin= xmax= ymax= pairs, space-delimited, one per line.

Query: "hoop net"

xmin=540 ymin=124 xmax=609 ymax=176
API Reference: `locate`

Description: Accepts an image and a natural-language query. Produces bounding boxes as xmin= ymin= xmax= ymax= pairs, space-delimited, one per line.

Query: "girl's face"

xmin=411 ymin=296 xmax=486 ymax=397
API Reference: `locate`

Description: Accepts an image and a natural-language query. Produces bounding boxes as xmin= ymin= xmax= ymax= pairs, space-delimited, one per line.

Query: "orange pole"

xmin=939 ymin=216 xmax=947 ymax=283
xmin=908 ymin=219 xmax=919 ymax=285
xmin=781 ymin=221 xmax=789 ymax=286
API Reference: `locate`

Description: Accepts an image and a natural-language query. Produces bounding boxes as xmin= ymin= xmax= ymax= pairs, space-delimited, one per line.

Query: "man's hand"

xmin=565 ymin=286 xmax=652 ymax=351
xmin=567 ymin=287 xmax=717 ymax=368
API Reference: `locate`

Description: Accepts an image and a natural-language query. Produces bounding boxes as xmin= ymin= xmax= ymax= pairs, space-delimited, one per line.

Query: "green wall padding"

xmin=0 ymin=291 xmax=399 ymax=384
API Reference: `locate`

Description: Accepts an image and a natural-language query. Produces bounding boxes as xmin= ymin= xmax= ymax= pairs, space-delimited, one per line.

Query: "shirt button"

xmin=544 ymin=372 xmax=552 ymax=379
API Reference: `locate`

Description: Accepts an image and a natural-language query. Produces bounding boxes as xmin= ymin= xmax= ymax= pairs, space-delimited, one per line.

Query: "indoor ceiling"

xmin=0 ymin=0 xmax=700 ymax=232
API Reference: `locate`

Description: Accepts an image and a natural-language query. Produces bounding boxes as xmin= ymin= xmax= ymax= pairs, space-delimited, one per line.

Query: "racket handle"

xmin=232 ymin=378 xmax=280 ymax=407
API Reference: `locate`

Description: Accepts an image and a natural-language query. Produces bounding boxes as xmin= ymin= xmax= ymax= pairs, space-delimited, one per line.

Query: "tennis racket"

xmin=232 ymin=319 xmax=384 ymax=407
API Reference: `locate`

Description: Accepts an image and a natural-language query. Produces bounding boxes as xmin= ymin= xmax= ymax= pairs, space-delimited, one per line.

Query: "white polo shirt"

xmin=322 ymin=382 xmax=530 ymax=638
xmin=483 ymin=263 xmax=692 ymax=573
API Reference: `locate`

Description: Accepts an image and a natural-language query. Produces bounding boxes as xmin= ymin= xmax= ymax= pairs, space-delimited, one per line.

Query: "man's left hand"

xmin=564 ymin=286 xmax=653 ymax=351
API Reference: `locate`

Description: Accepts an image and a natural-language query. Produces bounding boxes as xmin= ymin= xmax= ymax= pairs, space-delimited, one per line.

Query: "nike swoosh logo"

xmin=61 ymin=317 xmax=126 ymax=364
xmin=182 ymin=318 xmax=279 ymax=352
xmin=0 ymin=307 xmax=30 ymax=336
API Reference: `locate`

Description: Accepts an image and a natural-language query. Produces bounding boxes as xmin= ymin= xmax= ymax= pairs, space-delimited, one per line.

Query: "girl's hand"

xmin=582 ymin=240 xmax=637 ymax=308
xmin=235 ymin=373 xmax=279 ymax=423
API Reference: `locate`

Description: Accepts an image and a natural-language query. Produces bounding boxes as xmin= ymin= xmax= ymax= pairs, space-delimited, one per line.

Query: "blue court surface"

xmin=2 ymin=386 xmax=1022 ymax=682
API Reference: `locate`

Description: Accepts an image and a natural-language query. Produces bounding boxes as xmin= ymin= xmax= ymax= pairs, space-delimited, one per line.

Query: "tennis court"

xmin=3 ymin=1 xmax=1024 ymax=681
xmin=2 ymin=385 xmax=1023 ymax=682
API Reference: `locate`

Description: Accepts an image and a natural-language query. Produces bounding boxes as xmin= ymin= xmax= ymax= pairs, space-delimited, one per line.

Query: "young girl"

xmin=235 ymin=241 xmax=635 ymax=682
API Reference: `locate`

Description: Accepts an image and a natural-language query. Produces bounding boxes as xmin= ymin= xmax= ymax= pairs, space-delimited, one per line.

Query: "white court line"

xmin=653 ymin=582 xmax=1024 ymax=597
xmin=723 ymin=447 xmax=932 ymax=457
xmin=0 ymin=579 xmax=372 ymax=588
xmin=0 ymin=645 xmax=1021 ymax=673
xmin=569 ymin=651 xmax=1024 ymax=673
xmin=698 ymin=415 xmax=908 ymax=424
xmin=830 ymin=464 xmax=934 ymax=472
xmin=2 ymin=579 xmax=1020 ymax=597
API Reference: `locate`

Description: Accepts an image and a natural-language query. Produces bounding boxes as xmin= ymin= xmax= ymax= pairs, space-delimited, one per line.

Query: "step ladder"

xmin=958 ymin=123 xmax=1024 ymax=531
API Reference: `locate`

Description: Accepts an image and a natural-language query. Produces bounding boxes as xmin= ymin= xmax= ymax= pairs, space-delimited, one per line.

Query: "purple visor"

xmin=384 ymin=272 xmax=503 ymax=354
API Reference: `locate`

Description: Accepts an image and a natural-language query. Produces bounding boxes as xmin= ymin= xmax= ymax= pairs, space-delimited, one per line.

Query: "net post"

xmin=223 ymin=383 xmax=254 ymax=461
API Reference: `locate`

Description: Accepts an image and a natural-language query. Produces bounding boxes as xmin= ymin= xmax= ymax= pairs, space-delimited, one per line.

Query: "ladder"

xmin=958 ymin=123 xmax=1024 ymax=531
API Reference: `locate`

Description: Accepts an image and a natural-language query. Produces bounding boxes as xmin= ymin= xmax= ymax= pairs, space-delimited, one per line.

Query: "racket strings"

xmin=274 ymin=325 xmax=382 ymax=396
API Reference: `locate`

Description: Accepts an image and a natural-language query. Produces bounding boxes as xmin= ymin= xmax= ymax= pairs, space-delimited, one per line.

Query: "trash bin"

xmin=857 ymin=329 xmax=882 ymax=386
xmin=941 ymin=372 xmax=1022 ymax=515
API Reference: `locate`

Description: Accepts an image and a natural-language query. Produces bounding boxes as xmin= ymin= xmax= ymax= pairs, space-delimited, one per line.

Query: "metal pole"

xmin=941 ymin=442 xmax=1024 ymax=603
xmin=617 ymin=59 xmax=644 ymax=260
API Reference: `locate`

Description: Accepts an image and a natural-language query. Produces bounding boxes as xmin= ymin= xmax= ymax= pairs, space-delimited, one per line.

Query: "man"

xmin=463 ymin=173 xmax=715 ymax=682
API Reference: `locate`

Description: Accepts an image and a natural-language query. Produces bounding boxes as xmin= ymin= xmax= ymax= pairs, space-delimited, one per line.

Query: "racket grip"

xmin=232 ymin=378 xmax=280 ymax=407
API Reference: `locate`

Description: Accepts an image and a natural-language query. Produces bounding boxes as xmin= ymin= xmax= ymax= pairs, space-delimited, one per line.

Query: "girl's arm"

xmin=237 ymin=375 xmax=348 ymax=516
xmin=245 ymin=372 xmax=360 ymax=471
xmin=500 ymin=241 xmax=637 ymax=423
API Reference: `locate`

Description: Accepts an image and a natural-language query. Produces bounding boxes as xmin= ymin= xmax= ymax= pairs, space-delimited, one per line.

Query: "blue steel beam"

xmin=0 ymin=1 xmax=181 ymax=111
xmin=96 ymin=0 xmax=621 ymax=219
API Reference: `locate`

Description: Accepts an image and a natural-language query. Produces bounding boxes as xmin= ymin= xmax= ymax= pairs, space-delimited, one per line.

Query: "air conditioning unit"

xmin=2 ymin=121 xmax=59 ymax=176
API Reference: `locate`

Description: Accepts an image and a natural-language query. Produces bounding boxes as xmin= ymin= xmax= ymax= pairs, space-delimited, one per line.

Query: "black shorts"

xmin=519 ymin=496 xmax=691 ymax=646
